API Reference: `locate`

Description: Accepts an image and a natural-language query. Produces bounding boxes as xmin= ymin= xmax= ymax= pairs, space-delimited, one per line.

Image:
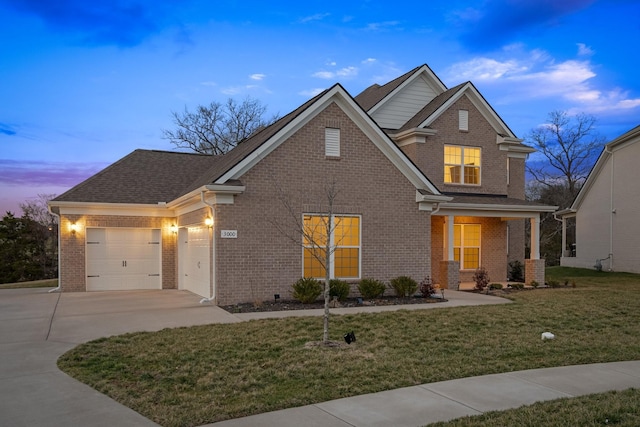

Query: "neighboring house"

xmin=49 ymin=64 xmax=556 ymax=304
xmin=558 ymin=125 xmax=640 ymax=274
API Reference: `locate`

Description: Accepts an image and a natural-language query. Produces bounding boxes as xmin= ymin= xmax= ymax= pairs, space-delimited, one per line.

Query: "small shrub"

xmin=508 ymin=260 xmax=525 ymax=282
xmin=511 ymin=283 xmax=525 ymax=290
xmin=489 ymin=283 xmax=503 ymax=290
xmin=473 ymin=267 xmax=490 ymax=291
xmin=390 ymin=276 xmax=418 ymax=297
xmin=419 ymin=276 xmax=436 ymax=298
xmin=292 ymin=277 xmax=322 ymax=303
xmin=329 ymin=279 xmax=350 ymax=301
xmin=358 ymin=278 xmax=386 ymax=299
xmin=530 ymin=280 xmax=539 ymax=288
xmin=548 ymin=280 xmax=561 ymax=288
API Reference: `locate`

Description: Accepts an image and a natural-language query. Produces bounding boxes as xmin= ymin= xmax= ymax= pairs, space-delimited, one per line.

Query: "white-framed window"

xmin=303 ymin=214 xmax=360 ymax=279
xmin=325 ymin=128 xmax=340 ymax=157
xmin=444 ymin=145 xmax=481 ymax=185
xmin=454 ymin=224 xmax=481 ymax=270
xmin=458 ymin=110 xmax=468 ymax=131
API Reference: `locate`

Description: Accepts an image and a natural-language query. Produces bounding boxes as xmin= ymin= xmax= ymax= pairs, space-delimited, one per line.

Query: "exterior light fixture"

xmin=274 ymin=294 xmax=280 ymax=302
xmin=70 ymin=223 xmax=79 ymax=234
xmin=205 ymin=217 xmax=213 ymax=228
xmin=170 ymin=224 xmax=178 ymax=234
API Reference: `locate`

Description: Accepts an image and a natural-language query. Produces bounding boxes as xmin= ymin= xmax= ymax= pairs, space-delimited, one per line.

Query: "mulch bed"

xmin=221 ymin=295 xmax=448 ymax=314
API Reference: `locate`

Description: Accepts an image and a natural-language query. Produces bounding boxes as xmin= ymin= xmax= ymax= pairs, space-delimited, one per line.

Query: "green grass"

xmin=58 ymin=267 xmax=640 ymax=427
xmin=0 ymin=279 xmax=58 ymax=289
xmin=429 ymin=388 xmax=640 ymax=427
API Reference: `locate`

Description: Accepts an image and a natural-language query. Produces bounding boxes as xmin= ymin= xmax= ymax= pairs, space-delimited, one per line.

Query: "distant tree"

xmin=162 ymin=97 xmax=279 ymax=155
xmin=526 ymin=110 xmax=605 ymax=200
xmin=525 ymin=111 xmax=605 ymax=264
xmin=0 ymin=212 xmax=48 ymax=283
xmin=19 ymin=194 xmax=58 ymax=279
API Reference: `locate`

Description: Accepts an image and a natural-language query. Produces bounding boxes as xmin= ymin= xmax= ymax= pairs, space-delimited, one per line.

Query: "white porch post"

xmin=561 ymin=216 xmax=567 ymax=258
xmin=446 ymin=215 xmax=455 ymax=260
xmin=530 ymin=215 xmax=540 ymax=260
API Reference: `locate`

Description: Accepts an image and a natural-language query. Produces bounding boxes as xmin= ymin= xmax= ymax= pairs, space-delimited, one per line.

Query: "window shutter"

xmin=325 ymin=128 xmax=340 ymax=157
xmin=459 ymin=110 xmax=468 ymax=131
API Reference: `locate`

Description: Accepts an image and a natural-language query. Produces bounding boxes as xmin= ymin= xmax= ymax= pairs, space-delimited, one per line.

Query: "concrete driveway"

xmin=0 ymin=288 xmax=241 ymax=427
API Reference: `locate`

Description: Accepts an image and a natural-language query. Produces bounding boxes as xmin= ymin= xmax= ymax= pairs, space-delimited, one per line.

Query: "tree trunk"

xmin=323 ymin=247 xmax=331 ymax=343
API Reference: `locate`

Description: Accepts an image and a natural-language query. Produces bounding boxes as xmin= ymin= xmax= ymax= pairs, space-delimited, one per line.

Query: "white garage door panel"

xmin=86 ymin=228 xmax=161 ymax=291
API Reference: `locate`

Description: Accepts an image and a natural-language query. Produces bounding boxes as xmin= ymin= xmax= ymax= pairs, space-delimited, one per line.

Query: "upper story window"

xmin=444 ymin=145 xmax=481 ymax=185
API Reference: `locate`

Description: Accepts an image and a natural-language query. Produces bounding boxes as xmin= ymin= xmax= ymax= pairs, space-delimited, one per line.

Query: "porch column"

xmin=525 ymin=214 xmax=545 ymax=286
xmin=440 ymin=215 xmax=459 ymax=290
xmin=561 ymin=216 xmax=567 ymax=258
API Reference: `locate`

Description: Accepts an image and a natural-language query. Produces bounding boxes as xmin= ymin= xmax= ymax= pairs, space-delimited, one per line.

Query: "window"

xmin=454 ymin=224 xmax=481 ymax=269
xmin=444 ymin=145 xmax=481 ymax=185
xmin=325 ymin=128 xmax=340 ymax=157
xmin=458 ymin=110 xmax=468 ymax=131
xmin=303 ymin=215 xmax=360 ymax=279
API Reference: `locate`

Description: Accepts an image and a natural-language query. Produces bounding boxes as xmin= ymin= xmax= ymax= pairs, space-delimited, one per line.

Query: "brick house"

xmin=49 ymin=65 xmax=555 ymax=304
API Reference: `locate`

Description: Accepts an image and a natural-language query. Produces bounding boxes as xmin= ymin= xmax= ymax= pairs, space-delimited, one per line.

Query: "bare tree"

xmin=162 ymin=97 xmax=279 ymax=155
xmin=271 ymin=179 xmax=341 ymax=344
xmin=526 ymin=110 xmax=605 ymax=198
xmin=525 ymin=111 xmax=605 ymax=264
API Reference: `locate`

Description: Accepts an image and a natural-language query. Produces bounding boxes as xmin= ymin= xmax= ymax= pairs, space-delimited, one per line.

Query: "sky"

xmin=1 ymin=0 xmax=639 ymax=215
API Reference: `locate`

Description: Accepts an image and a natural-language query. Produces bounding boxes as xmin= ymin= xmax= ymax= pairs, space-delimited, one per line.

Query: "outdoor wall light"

xmin=205 ymin=217 xmax=213 ymax=227
xmin=170 ymin=224 xmax=178 ymax=234
xmin=70 ymin=223 xmax=79 ymax=234
xmin=274 ymin=294 xmax=280 ymax=302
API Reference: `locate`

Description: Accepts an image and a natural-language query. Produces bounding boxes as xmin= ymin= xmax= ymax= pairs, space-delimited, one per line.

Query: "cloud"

xmin=445 ymin=49 xmax=640 ymax=115
xmin=0 ymin=123 xmax=16 ymax=136
xmin=0 ymin=0 xmax=175 ymax=47
xmin=365 ymin=21 xmax=400 ymax=31
xmin=0 ymin=159 xmax=107 ymax=186
xmin=299 ymin=13 xmax=330 ymax=23
xmin=454 ymin=0 xmax=596 ymax=48
xmin=577 ymin=43 xmax=594 ymax=56
xmin=249 ymin=74 xmax=266 ymax=81
xmin=299 ymin=88 xmax=326 ymax=97
xmin=312 ymin=66 xmax=358 ymax=80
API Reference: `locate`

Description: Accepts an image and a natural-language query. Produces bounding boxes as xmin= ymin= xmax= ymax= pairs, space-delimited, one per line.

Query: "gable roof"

xmin=354 ymin=64 xmax=447 ymax=113
xmin=211 ymin=83 xmax=443 ymax=195
xmin=561 ymin=124 xmax=640 ymax=214
xmin=51 ymin=150 xmax=218 ymax=204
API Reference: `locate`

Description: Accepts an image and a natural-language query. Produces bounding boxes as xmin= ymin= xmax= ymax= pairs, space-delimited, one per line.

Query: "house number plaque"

xmin=221 ymin=230 xmax=238 ymax=238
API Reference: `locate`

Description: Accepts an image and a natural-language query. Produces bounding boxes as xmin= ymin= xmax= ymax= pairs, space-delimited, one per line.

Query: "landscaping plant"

xmin=473 ymin=266 xmax=490 ymax=291
xmin=291 ymin=277 xmax=322 ymax=303
xmin=357 ymin=278 xmax=386 ymax=299
xmin=329 ymin=279 xmax=350 ymax=301
xmin=389 ymin=275 xmax=418 ymax=297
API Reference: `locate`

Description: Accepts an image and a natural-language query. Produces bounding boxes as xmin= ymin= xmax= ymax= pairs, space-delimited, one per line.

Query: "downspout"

xmin=199 ymin=191 xmax=216 ymax=304
xmin=606 ymin=145 xmax=614 ymax=271
xmin=431 ymin=202 xmax=442 ymax=216
xmin=47 ymin=206 xmax=61 ymax=293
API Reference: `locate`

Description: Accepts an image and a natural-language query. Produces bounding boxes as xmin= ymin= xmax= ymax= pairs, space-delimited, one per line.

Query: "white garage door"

xmin=179 ymin=227 xmax=211 ymax=298
xmin=86 ymin=228 xmax=162 ymax=291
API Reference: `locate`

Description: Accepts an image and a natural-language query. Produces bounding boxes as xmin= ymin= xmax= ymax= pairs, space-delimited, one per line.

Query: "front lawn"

xmin=58 ymin=267 xmax=640 ymax=427
xmin=0 ymin=279 xmax=58 ymax=289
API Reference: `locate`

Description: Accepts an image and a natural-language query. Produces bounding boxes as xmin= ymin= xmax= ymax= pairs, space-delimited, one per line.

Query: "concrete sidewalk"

xmin=1 ymin=287 xmax=638 ymax=427
xmin=206 ymin=361 xmax=640 ymax=427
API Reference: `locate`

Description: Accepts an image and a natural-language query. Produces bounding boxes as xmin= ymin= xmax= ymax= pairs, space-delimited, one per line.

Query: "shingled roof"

xmin=52 ymin=150 xmax=218 ymax=204
xmin=354 ymin=65 xmax=422 ymax=111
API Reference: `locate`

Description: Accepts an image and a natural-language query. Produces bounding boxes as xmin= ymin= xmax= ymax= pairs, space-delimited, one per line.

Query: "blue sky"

xmin=1 ymin=0 xmax=639 ymax=214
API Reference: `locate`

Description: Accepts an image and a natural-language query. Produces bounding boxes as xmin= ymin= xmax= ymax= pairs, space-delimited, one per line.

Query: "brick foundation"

xmin=439 ymin=260 xmax=460 ymax=290
xmin=525 ymin=259 xmax=545 ymax=286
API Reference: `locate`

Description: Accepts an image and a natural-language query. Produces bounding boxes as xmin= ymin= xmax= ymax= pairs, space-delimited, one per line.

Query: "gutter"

xmin=46 ymin=205 xmax=61 ymax=293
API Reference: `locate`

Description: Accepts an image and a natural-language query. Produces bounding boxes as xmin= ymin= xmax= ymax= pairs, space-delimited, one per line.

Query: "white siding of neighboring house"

xmin=563 ymin=133 xmax=640 ymax=273
xmin=371 ymin=76 xmax=438 ymax=129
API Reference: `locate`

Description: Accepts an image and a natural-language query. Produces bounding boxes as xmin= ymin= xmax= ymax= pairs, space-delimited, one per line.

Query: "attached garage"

xmin=86 ymin=228 xmax=162 ymax=291
xmin=178 ymin=226 xmax=212 ymax=298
